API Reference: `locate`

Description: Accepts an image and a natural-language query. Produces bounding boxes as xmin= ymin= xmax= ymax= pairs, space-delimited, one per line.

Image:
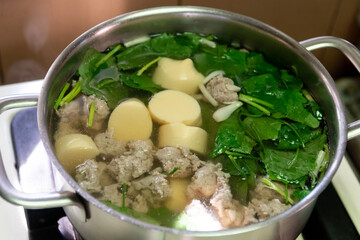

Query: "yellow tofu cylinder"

xmin=55 ymin=133 xmax=99 ymax=174
xmin=165 ymin=178 xmax=191 ymax=213
xmin=148 ymin=90 xmax=202 ymax=126
xmin=108 ymin=98 xmax=152 ymax=141
xmin=158 ymin=123 xmax=208 ymax=155
xmin=152 ymin=58 xmax=205 ymax=94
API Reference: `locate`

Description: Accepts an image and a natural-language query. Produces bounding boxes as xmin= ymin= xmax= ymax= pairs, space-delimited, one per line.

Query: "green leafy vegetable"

xmin=242 ymin=117 xmax=282 ymax=141
xmin=78 ymin=48 xmax=130 ymax=109
xmin=291 ymin=189 xmax=311 ymax=200
xmin=277 ymin=122 xmax=322 ymax=149
xmin=193 ymin=49 xmax=247 ymax=85
xmin=229 ymin=176 xmax=249 ymax=205
xmin=121 ymin=73 xmax=162 ymax=94
xmin=280 ymin=69 xmax=303 ymax=91
xmin=241 ymin=73 xmax=320 ymax=128
xmin=117 ymin=33 xmax=197 ymax=70
xmin=246 ymin=53 xmax=278 ymax=75
xmin=210 ymin=113 xmax=257 ymax=158
xmin=262 ymin=134 xmax=327 ymax=186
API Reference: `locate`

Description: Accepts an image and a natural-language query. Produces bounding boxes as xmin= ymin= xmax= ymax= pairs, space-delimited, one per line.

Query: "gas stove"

xmin=0 ymin=80 xmax=359 ymax=240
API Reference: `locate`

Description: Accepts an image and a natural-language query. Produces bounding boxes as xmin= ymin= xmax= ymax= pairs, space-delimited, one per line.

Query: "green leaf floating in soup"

xmin=52 ymin=32 xmax=328 ymax=230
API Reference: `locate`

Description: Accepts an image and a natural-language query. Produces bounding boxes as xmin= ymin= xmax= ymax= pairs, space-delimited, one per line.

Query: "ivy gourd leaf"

xmin=262 ymin=133 xmax=327 ymax=186
xmin=210 ymin=113 xmax=257 ymax=158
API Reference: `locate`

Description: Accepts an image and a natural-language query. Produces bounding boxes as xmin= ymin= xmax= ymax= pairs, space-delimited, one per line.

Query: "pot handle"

xmin=300 ymin=36 xmax=360 ymax=140
xmin=0 ymin=95 xmax=86 ymax=218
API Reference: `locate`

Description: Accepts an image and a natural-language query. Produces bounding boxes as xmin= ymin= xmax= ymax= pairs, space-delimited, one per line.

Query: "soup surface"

xmin=53 ymin=33 xmax=328 ymax=230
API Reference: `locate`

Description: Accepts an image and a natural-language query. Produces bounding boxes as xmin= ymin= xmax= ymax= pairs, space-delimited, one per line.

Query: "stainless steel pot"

xmin=1 ymin=6 xmax=360 ymax=240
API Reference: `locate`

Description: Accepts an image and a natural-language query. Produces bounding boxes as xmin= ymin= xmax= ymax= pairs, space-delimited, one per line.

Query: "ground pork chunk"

xmin=183 ymin=199 xmax=223 ymax=231
xmin=186 ymin=162 xmax=223 ymax=199
xmin=206 ymin=76 xmax=239 ymax=103
xmin=156 ymin=146 xmax=205 ymax=178
xmin=102 ymin=183 xmax=149 ymax=213
xmin=102 ymin=168 xmax=171 ymax=212
xmin=250 ymin=177 xmax=294 ymax=203
xmin=54 ymin=98 xmax=83 ymax=140
xmin=107 ymin=140 xmax=155 ymax=183
xmin=248 ymin=198 xmax=291 ymax=221
xmin=94 ymin=131 xmax=127 ymax=157
xmin=247 ymin=177 xmax=292 ymax=221
xmin=75 ymin=159 xmax=107 ymax=194
xmin=131 ymin=167 xmax=172 ymax=207
xmin=186 ymin=162 xmax=251 ymax=229
xmin=54 ymin=95 xmax=110 ymax=140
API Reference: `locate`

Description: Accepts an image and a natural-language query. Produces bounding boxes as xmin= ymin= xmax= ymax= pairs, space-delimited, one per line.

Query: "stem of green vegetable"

xmin=122 ymin=183 xmax=127 ymax=210
xmin=95 ymin=45 xmax=122 ymax=68
xmin=164 ymin=167 xmax=180 ymax=176
xmin=302 ymin=89 xmax=314 ymax=102
xmin=60 ymin=81 xmax=82 ymax=106
xmin=261 ymin=178 xmax=294 ymax=205
xmin=137 ymin=57 xmax=161 ymax=76
xmin=239 ymin=94 xmax=272 ymax=116
xmin=54 ymin=82 xmax=70 ymax=110
xmin=287 ymin=147 xmax=300 ymax=169
xmin=225 ymin=150 xmax=258 ymax=160
xmin=280 ymin=120 xmax=305 ymax=148
xmin=87 ymin=102 xmax=96 ymax=128
xmin=239 ymin=94 xmax=274 ymax=108
xmin=228 ymin=155 xmax=246 ymax=176
xmin=98 ymin=78 xmax=118 ymax=88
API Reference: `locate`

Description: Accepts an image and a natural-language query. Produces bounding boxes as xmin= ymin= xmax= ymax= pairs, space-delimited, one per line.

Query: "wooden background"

xmin=0 ymin=0 xmax=359 ymax=84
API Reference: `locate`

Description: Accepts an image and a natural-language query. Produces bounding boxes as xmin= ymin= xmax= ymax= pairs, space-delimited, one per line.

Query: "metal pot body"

xmin=35 ymin=6 xmax=348 ymax=240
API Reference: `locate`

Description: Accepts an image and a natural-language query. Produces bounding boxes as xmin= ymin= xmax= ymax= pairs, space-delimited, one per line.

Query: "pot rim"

xmin=38 ymin=6 xmax=347 ymax=236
